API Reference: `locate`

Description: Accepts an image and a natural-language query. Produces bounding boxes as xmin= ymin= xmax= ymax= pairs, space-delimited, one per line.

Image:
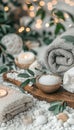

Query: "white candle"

xmin=0 ymin=88 xmax=8 ymax=98
xmin=18 ymin=52 xmax=35 ymax=64
xmin=39 ymin=75 xmax=61 ymax=85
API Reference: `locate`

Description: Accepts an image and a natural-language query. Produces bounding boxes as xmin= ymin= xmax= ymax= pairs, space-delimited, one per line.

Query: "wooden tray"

xmin=3 ymin=72 xmax=74 ymax=108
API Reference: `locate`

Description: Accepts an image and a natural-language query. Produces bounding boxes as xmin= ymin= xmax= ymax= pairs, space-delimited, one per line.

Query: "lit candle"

xmin=0 ymin=88 xmax=8 ymax=98
xmin=17 ymin=51 xmax=35 ymax=65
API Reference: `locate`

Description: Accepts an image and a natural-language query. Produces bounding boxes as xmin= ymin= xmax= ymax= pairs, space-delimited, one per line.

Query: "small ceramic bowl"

xmin=36 ymin=75 xmax=62 ymax=93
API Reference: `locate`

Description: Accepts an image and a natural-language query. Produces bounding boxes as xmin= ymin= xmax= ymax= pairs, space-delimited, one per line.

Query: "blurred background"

xmin=0 ymin=0 xmax=74 ymax=65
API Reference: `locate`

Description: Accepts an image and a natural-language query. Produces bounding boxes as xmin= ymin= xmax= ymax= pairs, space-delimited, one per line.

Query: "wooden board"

xmin=3 ymin=72 xmax=74 ymax=108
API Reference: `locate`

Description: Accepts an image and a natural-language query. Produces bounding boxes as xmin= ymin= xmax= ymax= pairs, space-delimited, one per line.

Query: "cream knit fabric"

xmin=0 ymin=85 xmax=33 ymax=123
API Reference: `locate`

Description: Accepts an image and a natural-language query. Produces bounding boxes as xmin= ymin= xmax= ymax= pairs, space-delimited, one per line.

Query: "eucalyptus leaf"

xmin=48 ymin=101 xmax=67 ymax=115
xmin=62 ymin=35 xmax=74 ymax=43
xmin=0 ymin=67 xmax=8 ymax=74
xmin=30 ymin=78 xmax=36 ymax=84
xmin=19 ymin=87 xmax=25 ymax=93
xmin=2 ymin=54 xmax=5 ymax=63
xmin=6 ymin=53 xmax=14 ymax=60
xmin=59 ymin=105 xmax=64 ymax=113
xmin=48 ymin=105 xmax=58 ymax=111
xmin=0 ymin=43 xmax=6 ymax=50
xmin=63 ymin=102 xmax=67 ymax=110
xmin=54 ymin=105 xmax=60 ymax=115
xmin=20 ymin=79 xmax=30 ymax=88
xmin=55 ymin=23 xmax=65 ymax=35
xmin=50 ymin=101 xmax=63 ymax=107
xmin=1 ymin=25 xmax=7 ymax=34
xmin=18 ymin=73 xmax=30 ymax=78
xmin=27 ymin=69 xmax=35 ymax=76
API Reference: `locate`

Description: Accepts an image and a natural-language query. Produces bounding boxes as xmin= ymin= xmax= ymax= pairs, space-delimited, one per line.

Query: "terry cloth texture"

xmin=45 ymin=27 xmax=74 ymax=75
xmin=0 ymin=85 xmax=33 ymax=123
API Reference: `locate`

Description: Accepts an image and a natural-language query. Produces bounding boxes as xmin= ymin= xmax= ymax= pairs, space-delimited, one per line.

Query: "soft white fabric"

xmin=63 ymin=67 xmax=74 ymax=93
xmin=0 ymin=85 xmax=33 ymax=123
xmin=45 ymin=27 xmax=74 ymax=75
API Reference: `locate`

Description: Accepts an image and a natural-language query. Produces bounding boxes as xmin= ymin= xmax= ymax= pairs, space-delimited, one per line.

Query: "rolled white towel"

xmin=63 ymin=67 xmax=74 ymax=93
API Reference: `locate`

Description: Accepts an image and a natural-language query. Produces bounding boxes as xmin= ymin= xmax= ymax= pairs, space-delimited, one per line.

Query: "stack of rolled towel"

xmin=44 ymin=27 xmax=74 ymax=93
xmin=45 ymin=27 xmax=74 ymax=75
xmin=0 ymin=85 xmax=33 ymax=123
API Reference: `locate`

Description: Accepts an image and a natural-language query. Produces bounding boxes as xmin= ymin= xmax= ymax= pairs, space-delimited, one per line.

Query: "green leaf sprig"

xmin=0 ymin=62 xmax=15 ymax=74
xmin=0 ymin=41 xmax=14 ymax=63
xmin=18 ymin=69 xmax=36 ymax=88
xmin=62 ymin=35 xmax=74 ymax=43
xmin=48 ymin=101 xmax=67 ymax=115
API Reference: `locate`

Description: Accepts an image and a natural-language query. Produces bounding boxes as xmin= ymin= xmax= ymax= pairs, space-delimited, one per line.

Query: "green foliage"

xmin=0 ymin=62 xmax=14 ymax=74
xmin=36 ymin=8 xmax=46 ymax=20
xmin=20 ymin=79 xmax=30 ymax=88
xmin=27 ymin=69 xmax=35 ymax=76
xmin=0 ymin=41 xmax=14 ymax=63
xmin=35 ymin=65 xmax=50 ymax=74
xmin=0 ymin=10 xmax=8 ymax=24
xmin=62 ymin=35 xmax=74 ymax=43
xmin=18 ymin=69 xmax=36 ymax=89
xmin=0 ymin=66 xmax=8 ymax=74
xmin=48 ymin=101 xmax=67 ymax=115
xmin=0 ymin=0 xmax=74 ymax=65
xmin=18 ymin=73 xmax=30 ymax=78
xmin=18 ymin=69 xmax=36 ymax=90
xmin=55 ymin=23 xmax=66 ymax=35
xmin=51 ymin=8 xmax=65 ymax=20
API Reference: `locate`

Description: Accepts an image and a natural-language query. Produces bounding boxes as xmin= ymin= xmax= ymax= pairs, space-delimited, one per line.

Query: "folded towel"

xmin=0 ymin=85 xmax=33 ymax=123
xmin=45 ymin=27 xmax=74 ymax=75
xmin=63 ymin=67 xmax=74 ymax=93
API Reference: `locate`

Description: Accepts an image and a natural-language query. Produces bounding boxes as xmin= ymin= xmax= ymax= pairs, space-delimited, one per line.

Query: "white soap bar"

xmin=39 ymin=75 xmax=61 ymax=85
xmin=17 ymin=51 xmax=35 ymax=64
xmin=63 ymin=67 xmax=74 ymax=93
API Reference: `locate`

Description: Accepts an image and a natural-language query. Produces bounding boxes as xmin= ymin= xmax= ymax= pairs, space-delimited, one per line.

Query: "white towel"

xmin=63 ymin=67 xmax=74 ymax=93
xmin=0 ymin=85 xmax=33 ymax=123
xmin=45 ymin=27 xmax=74 ymax=75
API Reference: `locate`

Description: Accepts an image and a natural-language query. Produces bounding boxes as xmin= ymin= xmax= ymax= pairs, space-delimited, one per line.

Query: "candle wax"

xmin=0 ymin=89 xmax=8 ymax=98
xmin=18 ymin=52 xmax=35 ymax=64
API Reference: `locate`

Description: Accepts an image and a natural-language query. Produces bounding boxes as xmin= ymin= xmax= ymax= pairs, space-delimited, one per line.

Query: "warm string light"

xmin=18 ymin=27 xmax=25 ymax=33
xmin=51 ymin=0 xmax=57 ymax=5
xmin=47 ymin=2 xmax=53 ymax=10
xmin=33 ymin=0 xmax=38 ymax=1
xmin=18 ymin=26 xmax=30 ymax=33
xmin=45 ymin=23 xmax=49 ymax=27
xmin=25 ymin=0 xmax=31 ymax=4
xmin=4 ymin=6 xmax=9 ymax=12
xmin=29 ymin=6 xmax=34 ymax=11
xmin=64 ymin=0 xmax=74 ymax=6
xmin=64 ymin=13 xmax=69 ymax=19
xmin=26 ymin=27 xmax=31 ymax=32
xmin=35 ymin=19 xmax=42 ymax=29
xmin=39 ymin=1 xmax=45 ymax=7
xmin=22 ymin=4 xmax=28 ymax=11
xmin=22 ymin=0 xmax=74 ymax=31
xmin=29 ymin=11 xmax=35 ymax=17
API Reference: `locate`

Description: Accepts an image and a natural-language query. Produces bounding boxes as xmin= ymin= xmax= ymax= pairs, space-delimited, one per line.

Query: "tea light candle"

xmin=39 ymin=74 xmax=61 ymax=85
xmin=17 ymin=51 xmax=35 ymax=65
xmin=0 ymin=88 xmax=8 ymax=98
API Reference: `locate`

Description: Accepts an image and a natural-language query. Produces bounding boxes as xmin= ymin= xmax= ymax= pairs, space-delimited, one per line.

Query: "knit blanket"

xmin=0 ymin=85 xmax=33 ymax=123
xmin=45 ymin=27 xmax=74 ymax=75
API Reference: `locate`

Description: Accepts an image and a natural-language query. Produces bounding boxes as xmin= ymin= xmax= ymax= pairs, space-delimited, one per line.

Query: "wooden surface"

xmin=3 ymin=72 xmax=74 ymax=108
